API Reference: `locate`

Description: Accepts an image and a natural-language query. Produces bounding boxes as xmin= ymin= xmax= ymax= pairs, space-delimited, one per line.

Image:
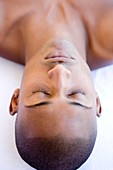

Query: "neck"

xmin=24 ymin=2 xmax=87 ymax=64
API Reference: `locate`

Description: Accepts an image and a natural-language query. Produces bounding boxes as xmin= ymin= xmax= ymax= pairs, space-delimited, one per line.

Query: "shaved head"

xmin=15 ymin=122 xmax=97 ymax=170
xmin=12 ymin=38 xmax=101 ymax=170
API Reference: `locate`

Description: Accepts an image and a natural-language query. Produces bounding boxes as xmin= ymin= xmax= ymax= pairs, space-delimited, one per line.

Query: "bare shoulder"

xmin=0 ymin=0 xmax=31 ymax=64
xmin=70 ymin=0 xmax=113 ymax=69
xmin=87 ymin=1 xmax=113 ymax=69
xmin=0 ymin=0 xmax=46 ymax=64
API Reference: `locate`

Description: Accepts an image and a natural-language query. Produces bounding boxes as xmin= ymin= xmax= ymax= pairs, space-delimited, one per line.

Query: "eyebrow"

xmin=25 ymin=101 xmax=92 ymax=109
xmin=25 ymin=101 xmax=52 ymax=107
xmin=69 ymin=102 xmax=92 ymax=109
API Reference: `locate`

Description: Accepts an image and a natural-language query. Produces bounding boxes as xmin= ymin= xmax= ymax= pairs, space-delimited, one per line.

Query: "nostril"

xmin=48 ymin=65 xmax=71 ymax=79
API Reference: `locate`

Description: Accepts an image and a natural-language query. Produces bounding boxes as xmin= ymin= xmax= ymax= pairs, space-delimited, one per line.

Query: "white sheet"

xmin=0 ymin=57 xmax=113 ymax=170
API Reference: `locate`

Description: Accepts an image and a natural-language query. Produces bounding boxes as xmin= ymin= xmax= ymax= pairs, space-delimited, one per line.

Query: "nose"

xmin=48 ymin=64 xmax=71 ymax=91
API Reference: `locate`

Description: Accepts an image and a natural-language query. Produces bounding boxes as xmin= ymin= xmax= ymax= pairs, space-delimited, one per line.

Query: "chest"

xmin=2 ymin=0 xmax=113 ymax=62
xmin=20 ymin=0 xmax=113 ymax=55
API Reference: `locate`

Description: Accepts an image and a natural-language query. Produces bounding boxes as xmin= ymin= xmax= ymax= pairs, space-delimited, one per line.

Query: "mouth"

xmin=45 ymin=51 xmax=75 ymax=62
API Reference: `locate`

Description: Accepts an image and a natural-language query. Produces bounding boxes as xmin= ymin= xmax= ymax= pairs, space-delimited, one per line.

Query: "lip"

xmin=45 ymin=51 xmax=75 ymax=62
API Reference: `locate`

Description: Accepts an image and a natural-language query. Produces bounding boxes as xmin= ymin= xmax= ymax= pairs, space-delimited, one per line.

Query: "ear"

xmin=9 ymin=88 xmax=20 ymax=116
xmin=96 ymin=93 xmax=102 ymax=117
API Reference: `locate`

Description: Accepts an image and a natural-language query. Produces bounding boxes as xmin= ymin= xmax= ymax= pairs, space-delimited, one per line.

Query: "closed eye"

xmin=68 ymin=89 xmax=86 ymax=96
xmin=32 ymin=89 xmax=86 ymax=97
xmin=32 ymin=89 xmax=51 ymax=96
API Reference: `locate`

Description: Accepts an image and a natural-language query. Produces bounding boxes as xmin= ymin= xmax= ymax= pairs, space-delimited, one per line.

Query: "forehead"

xmin=22 ymin=97 xmax=95 ymax=120
xmin=17 ymin=99 xmax=96 ymax=139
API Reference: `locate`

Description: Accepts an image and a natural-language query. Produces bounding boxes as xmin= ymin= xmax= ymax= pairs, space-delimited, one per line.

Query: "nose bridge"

xmin=48 ymin=65 xmax=71 ymax=91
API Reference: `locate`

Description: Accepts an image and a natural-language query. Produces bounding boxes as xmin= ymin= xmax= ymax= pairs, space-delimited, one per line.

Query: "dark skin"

xmin=0 ymin=0 xmax=113 ymax=68
xmin=0 ymin=0 xmax=112 ymax=169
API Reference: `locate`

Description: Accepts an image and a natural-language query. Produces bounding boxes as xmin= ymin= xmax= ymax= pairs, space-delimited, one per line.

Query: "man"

xmin=0 ymin=0 xmax=113 ymax=169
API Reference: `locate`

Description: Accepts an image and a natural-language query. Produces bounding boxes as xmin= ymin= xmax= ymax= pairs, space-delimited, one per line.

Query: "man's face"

xmin=16 ymin=38 xmax=99 ymax=140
